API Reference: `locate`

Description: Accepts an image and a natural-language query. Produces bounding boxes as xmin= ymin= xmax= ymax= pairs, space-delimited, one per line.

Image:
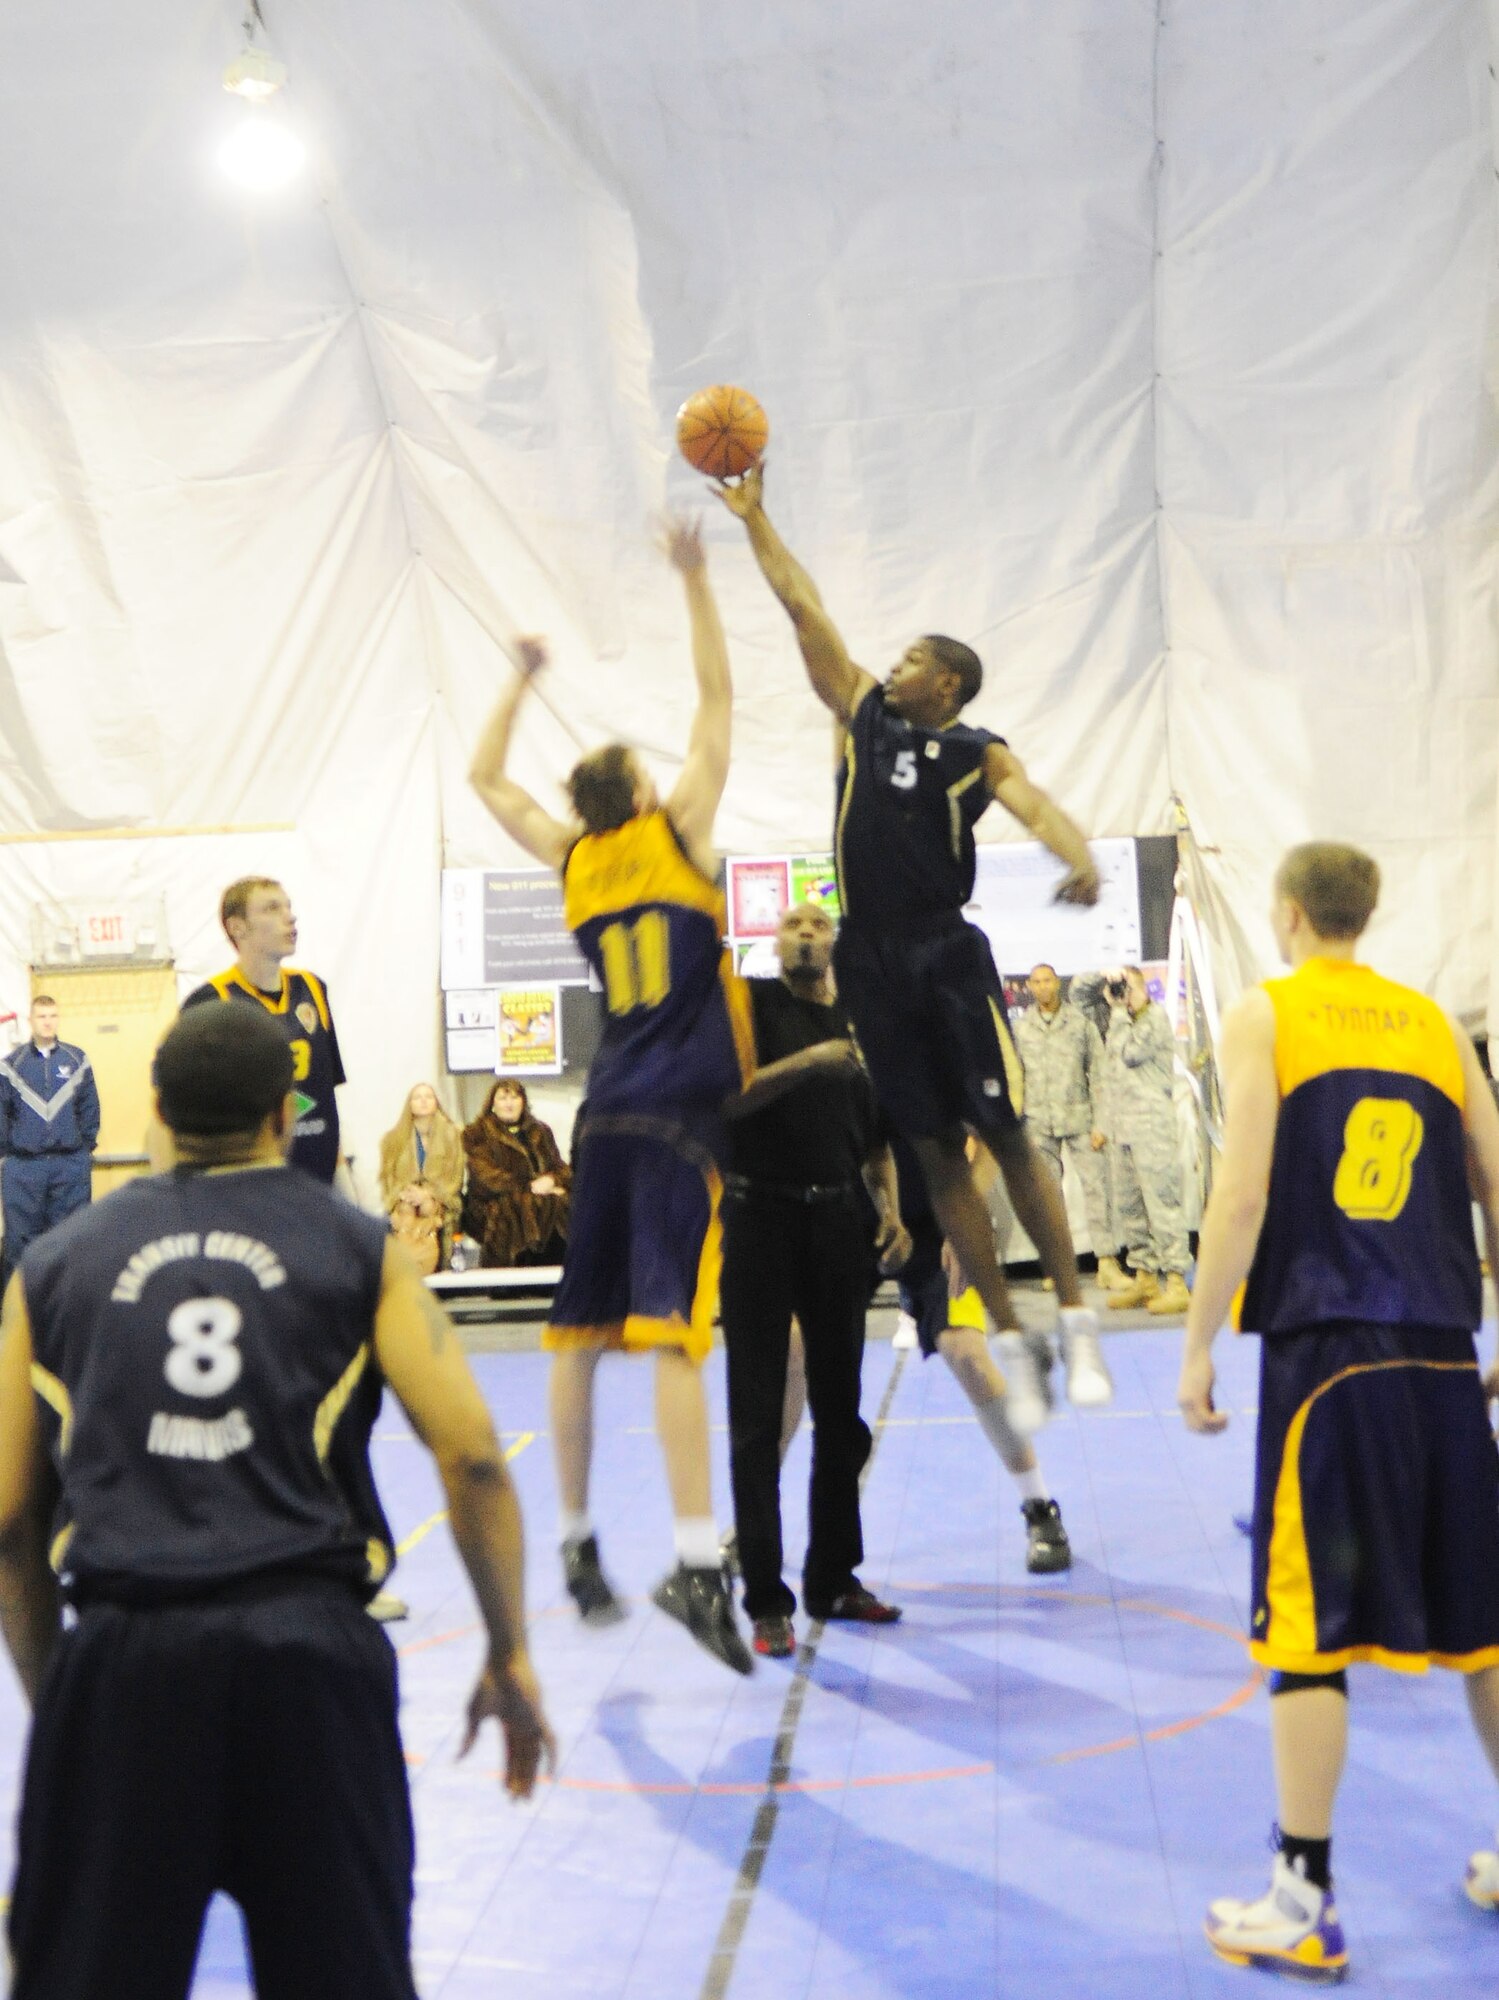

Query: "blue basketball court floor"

xmin=2 ymin=1308 xmax=1496 ymax=1998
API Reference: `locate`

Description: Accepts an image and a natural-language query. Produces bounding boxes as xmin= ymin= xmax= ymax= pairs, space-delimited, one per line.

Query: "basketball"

xmin=675 ymin=384 xmax=769 ymax=479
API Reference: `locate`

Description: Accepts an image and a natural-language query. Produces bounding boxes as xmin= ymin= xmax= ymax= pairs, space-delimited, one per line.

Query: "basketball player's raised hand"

xmin=713 ymin=460 xmax=764 ymax=519
xmin=514 ymin=635 xmax=549 ymax=679
xmin=660 ymin=513 xmax=706 ymax=573
xmin=1053 ymin=859 xmax=1101 ymax=907
xmin=461 ymin=1651 xmax=557 ymax=1800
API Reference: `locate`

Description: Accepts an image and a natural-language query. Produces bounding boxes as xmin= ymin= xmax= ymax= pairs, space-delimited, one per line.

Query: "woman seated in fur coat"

xmin=461 ymin=1079 xmax=571 ymax=1267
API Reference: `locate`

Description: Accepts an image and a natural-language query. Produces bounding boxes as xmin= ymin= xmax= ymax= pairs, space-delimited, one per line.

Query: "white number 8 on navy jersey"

xmin=165 ymin=1298 xmax=244 ymax=1398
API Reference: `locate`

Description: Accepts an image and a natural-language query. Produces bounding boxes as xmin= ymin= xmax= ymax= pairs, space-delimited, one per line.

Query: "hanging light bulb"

xmin=220 ymin=3 xmax=304 ymax=190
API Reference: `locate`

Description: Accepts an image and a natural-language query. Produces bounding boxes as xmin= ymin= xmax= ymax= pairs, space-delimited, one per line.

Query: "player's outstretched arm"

xmin=469 ymin=638 xmax=574 ymax=872
xmin=984 ymin=744 xmax=1100 ymax=905
xmin=0 ymin=1277 xmax=61 ymax=1705
xmin=373 ymin=1242 xmax=556 ymax=1798
xmin=1177 ymin=990 xmax=1279 ymax=1433
xmin=715 ymin=464 xmax=875 ymax=724
xmin=662 ymin=516 xmax=733 ymax=866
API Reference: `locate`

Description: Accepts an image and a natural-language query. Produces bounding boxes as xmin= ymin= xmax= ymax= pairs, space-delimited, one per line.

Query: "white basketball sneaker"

xmin=892 ymin=1310 xmax=919 ymax=1351
xmin=995 ymin=1330 xmax=1052 ymax=1435
xmin=1058 ymin=1306 xmax=1114 ymax=1408
xmin=1465 ymin=1832 xmax=1499 ymax=1911
xmin=1205 ymin=1853 xmax=1348 ymax=1983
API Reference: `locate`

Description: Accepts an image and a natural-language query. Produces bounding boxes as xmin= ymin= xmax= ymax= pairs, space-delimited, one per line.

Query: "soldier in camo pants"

xmin=1013 ymin=966 xmax=1124 ymax=1291
xmin=1081 ymin=966 xmax=1191 ymax=1314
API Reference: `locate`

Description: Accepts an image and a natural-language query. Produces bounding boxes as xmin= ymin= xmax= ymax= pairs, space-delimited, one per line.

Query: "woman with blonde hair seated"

xmin=378 ymin=1082 xmax=465 ymax=1273
xmin=461 ymin=1079 xmax=571 ymax=1268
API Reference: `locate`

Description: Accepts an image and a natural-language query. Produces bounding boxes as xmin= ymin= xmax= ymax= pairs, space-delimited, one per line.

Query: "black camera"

xmin=1104 ymin=975 xmax=1127 ymax=1003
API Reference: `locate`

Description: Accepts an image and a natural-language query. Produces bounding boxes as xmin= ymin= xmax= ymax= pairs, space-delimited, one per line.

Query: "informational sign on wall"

xmin=444 ymin=987 xmax=499 ymax=1073
xmin=726 ymin=839 xmax=1143 ymax=980
xmin=967 ymin=837 xmax=1142 ymax=977
xmin=440 ymin=870 xmax=588 ymax=990
xmin=727 ymin=854 xmax=840 ymax=944
xmin=496 ymin=986 xmax=563 ymax=1076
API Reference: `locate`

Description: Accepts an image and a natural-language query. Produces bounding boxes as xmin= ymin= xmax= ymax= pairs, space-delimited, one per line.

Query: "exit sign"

xmin=79 ymin=908 xmax=131 ymax=956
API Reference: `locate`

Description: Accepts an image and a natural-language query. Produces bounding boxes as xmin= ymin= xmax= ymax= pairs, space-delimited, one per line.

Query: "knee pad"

xmin=1269 ymin=1669 xmax=1348 ymax=1698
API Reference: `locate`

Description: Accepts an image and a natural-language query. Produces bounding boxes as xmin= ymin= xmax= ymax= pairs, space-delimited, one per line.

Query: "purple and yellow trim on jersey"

xmin=563 ymin=811 xmax=753 ymax=1115
xmin=206 ymin=965 xmax=332 ymax=1029
xmin=1239 ymin=959 xmax=1481 ymax=1337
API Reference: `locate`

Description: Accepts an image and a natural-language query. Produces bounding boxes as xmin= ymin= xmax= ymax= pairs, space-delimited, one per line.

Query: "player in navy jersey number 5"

xmin=0 ymin=1006 xmax=552 ymax=2000
xmin=720 ymin=464 xmax=1114 ymax=1414
xmin=470 ymin=516 xmax=755 ymax=1676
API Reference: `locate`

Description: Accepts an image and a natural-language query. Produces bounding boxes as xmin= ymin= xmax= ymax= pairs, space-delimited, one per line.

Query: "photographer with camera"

xmin=1073 ymin=967 xmax=1191 ymax=1315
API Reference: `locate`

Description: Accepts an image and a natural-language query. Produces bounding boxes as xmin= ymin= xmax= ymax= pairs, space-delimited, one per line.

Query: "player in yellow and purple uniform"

xmin=470 ymin=518 xmax=755 ymax=1674
xmin=1178 ymin=842 xmax=1499 ymax=1984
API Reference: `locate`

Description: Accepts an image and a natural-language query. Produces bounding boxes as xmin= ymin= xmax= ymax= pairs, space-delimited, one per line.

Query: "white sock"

xmin=1058 ymin=1305 xmax=1098 ymax=1332
xmin=1013 ymin=1464 xmax=1050 ymax=1504
xmin=674 ymin=1516 xmax=721 ymax=1569
xmin=559 ymin=1510 xmax=593 ymax=1548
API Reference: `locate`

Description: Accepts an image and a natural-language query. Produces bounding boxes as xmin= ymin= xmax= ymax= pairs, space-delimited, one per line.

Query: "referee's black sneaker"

xmin=1023 ymin=1498 xmax=1072 ymax=1574
xmin=652 ymin=1563 xmax=754 ymax=1675
xmin=564 ymin=1534 xmax=626 ymax=1627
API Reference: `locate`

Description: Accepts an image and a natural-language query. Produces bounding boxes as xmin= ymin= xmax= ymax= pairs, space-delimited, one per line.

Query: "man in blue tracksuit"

xmin=0 ymin=994 xmax=100 ymax=1287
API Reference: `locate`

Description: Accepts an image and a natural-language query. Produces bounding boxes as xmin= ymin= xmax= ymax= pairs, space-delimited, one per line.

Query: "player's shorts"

xmin=897 ymin=1215 xmax=992 ymax=1360
xmin=1249 ymin=1320 xmax=1499 ymax=1675
xmin=8 ymin=1574 xmax=416 ymax=2000
xmin=544 ymin=1111 xmax=723 ymax=1367
xmin=834 ymin=917 xmax=1024 ymax=1140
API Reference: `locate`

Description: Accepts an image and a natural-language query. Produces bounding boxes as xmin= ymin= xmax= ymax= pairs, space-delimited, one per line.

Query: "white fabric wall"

xmin=0 ymin=2 xmax=1496 ymax=1183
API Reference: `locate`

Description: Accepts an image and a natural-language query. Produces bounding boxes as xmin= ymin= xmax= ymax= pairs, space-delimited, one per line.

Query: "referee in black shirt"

xmin=0 ymin=1006 xmax=552 ymax=2000
xmin=722 ymin=903 xmax=909 ymax=1658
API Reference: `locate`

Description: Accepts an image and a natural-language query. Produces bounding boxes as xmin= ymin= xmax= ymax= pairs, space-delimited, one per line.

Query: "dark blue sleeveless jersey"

xmin=1239 ymin=960 xmax=1482 ymax=1335
xmin=181 ymin=968 xmax=346 ymax=1184
xmin=23 ymin=1165 xmax=394 ymax=1604
xmin=834 ymin=687 xmax=1002 ymax=929
xmin=562 ymin=809 xmax=754 ymax=1113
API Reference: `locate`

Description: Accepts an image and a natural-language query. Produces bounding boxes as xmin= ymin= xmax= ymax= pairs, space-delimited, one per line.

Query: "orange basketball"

xmin=675 ymin=384 xmax=769 ymax=480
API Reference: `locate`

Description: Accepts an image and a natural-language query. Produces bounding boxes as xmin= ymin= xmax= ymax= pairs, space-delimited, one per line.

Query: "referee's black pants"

xmin=721 ymin=1185 xmax=874 ymax=1621
xmin=8 ymin=1576 xmax=417 ymax=2000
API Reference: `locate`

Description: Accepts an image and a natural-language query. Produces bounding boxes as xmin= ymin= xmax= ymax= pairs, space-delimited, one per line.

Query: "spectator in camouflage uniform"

xmin=1014 ymin=966 xmax=1126 ymax=1292
xmin=1090 ymin=966 xmax=1191 ymax=1314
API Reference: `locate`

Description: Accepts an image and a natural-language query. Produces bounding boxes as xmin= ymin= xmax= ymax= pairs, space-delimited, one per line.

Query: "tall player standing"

xmin=470 ymin=517 xmax=755 ymax=1674
xmin=182 ymin=879 xmax=348 ymax=1190
xmin=1179 ymin=843 xmax=1499 ymax=1981
xmin=718 ymin=465 xmax=1113 ymax=1409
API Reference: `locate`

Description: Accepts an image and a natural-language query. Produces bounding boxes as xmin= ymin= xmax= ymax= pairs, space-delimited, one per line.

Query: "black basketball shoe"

xmin=652 ymin=1563 xmax=754 ymax=1675
xmin=1023 ymin=1498 xmax=1072 ymax=1574
xmin=563 ymin=1534 xmax=626 ymax=1626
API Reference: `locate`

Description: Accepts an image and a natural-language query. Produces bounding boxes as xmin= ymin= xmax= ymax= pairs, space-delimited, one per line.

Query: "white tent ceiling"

xmin=1 ymin=1 xmax=1497 ymax=1174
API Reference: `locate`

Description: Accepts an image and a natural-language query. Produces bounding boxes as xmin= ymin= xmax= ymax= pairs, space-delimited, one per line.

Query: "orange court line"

xmin=398 ymin=1584 xmax=1264 ymax=1787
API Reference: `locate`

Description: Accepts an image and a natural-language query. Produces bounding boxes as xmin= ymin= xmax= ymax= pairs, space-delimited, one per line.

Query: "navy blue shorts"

xmin=896 ymin=1215 xmax=990 ymax=1359
xmin=8 ymin=1577 xmax=416 ymax=2000
xmin=545 ymin=1111 xmax=723 ymax=1366
xmin=1250 ymin=1321 xmax=1499 ymax=1674
xmin=834 ymin=918 xmax=1024 ymax=1141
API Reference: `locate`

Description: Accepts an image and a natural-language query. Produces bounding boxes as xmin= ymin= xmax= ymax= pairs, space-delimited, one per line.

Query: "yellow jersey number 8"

xmin=598 ymin=911 xmax=672 ymax=1016
xmin=1332 ymin=1097 xmax=1425 ymax=1222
